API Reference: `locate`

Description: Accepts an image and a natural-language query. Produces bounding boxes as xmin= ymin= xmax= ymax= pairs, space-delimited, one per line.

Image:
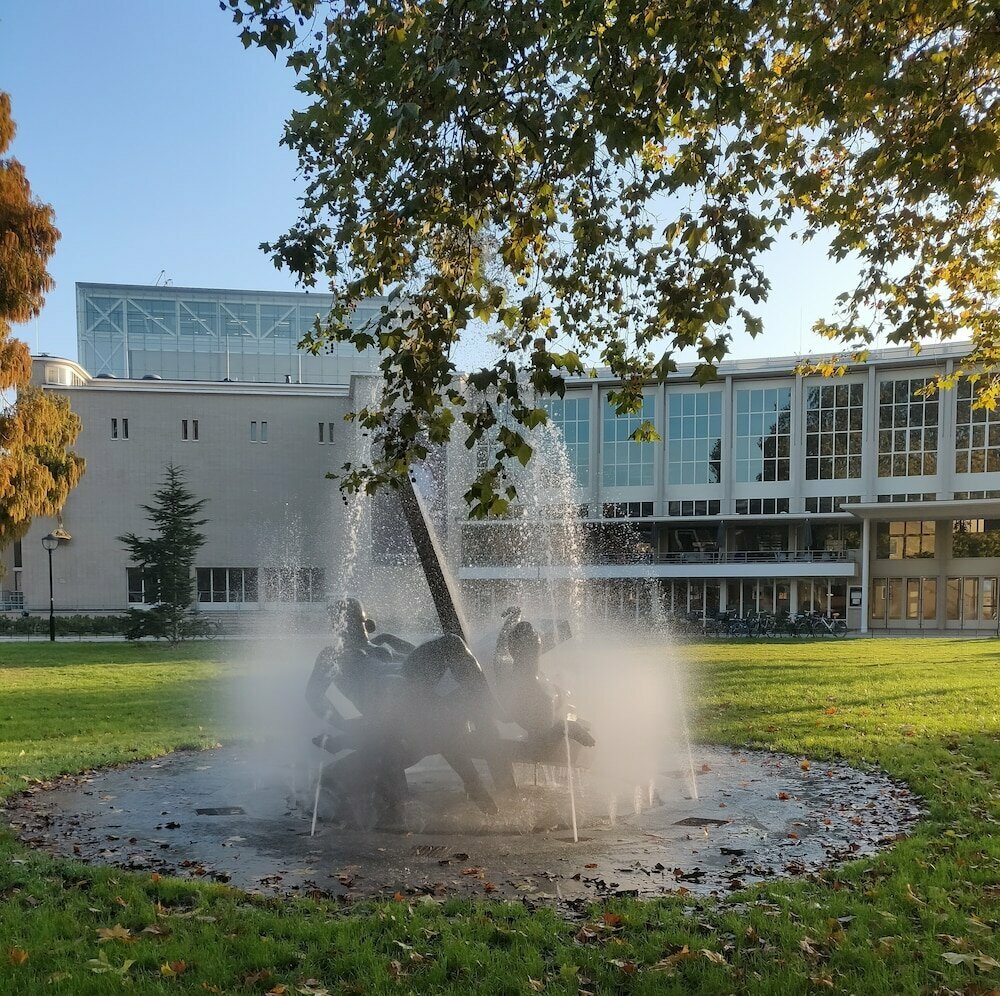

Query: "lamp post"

xmin=41 ymin=533 xmax=59 ymax=642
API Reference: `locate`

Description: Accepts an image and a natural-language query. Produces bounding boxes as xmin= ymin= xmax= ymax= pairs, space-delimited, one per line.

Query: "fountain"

xmin=3 ymin=388 xmax=924 ymax=903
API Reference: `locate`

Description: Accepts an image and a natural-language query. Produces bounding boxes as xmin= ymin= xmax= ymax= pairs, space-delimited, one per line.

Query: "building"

xmin=453 ymin=340 xmax=1000 ymax=634
xmin=77 ymin=282 xmax=383 ymax=383
xmin=7 ymin=287 xmax=1000 ymax=634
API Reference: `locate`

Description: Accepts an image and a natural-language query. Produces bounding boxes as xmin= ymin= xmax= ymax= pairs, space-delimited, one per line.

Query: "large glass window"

xmin=734 ymin=387 xmax=791 ymax=483
xmin=667 ymin=391 xmax=722 ymax=485
xmin=197 ymin=568 xmax=259 ymax=603
xmin=955 ymin=380 xmax=1000 ymax=473
xmin=179 ymin=301 xmax=220 ymax=337
xmin=602 ymin=395 xmax=655 ymax=487
xmin=805 ymin=382 xmax=863 ymax=480
xmin=542 ymin=396 xmax=591 ymax=487
xmin=877 ymin=378 xmax=938 ymax=477
xmin=952 ymin=519 xmax=1000 ymax=557
xmin=875 ymin=521 xmax=936 ymax=559
xmin=221 ymin=302 xmax=258 ymax=337
xmin=126 ymin=298 xmax=178 ymax=336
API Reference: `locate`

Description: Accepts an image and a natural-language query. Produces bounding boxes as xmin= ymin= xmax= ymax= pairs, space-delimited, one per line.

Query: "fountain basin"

xmin=6 ymin=744 xmax=921 ymax=904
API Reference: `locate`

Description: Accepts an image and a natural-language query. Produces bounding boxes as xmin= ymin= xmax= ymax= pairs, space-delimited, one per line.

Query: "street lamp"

xmin=41 ymin=533 xmax=59 ymax=642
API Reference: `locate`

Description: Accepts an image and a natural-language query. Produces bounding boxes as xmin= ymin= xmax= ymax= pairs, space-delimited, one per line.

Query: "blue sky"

xmin=2 ymin=0 xmax=866 ymax=367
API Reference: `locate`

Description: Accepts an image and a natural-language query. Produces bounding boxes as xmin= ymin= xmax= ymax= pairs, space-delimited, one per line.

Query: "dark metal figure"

xmin=305 ymin=598 xmax=511 ymax=823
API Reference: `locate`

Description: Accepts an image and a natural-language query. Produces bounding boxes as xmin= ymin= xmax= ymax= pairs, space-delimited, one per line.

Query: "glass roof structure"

xmin=77 ymin=282 xmax=382 ymax=384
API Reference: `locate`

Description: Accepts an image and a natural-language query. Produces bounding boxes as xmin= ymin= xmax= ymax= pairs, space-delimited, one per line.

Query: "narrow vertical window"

xmin=328 ymin=422 xmax=335 ymax=442
xmin=260 ymin=420 xmax=268 ymax=442
xmin=122 ymin=418 xmax=129 ymax=439
xmin=250 ymin=421 xmax=258 ymax=442
xmin=182 ymin=419 xmax=188 ymax=440
xmin=111 ymin=418 xmax=119 ymax=439
xmin=318 ymin=422 xmax=325 ymax=443
xmin=192 ymin=419 xmax=199 ymax=441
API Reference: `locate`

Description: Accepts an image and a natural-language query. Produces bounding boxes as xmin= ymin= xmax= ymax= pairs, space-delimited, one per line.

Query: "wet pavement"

xmin=6 ymin=745 xmax=921 ymax=905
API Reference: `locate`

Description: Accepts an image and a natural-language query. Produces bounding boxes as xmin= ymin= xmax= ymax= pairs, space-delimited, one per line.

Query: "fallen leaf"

xmin=652 ymin=945 xmax=693 ymax=971
xmin=160 ymin=960 xmax=188 ymax=977
xmin=800 ymin=759 xmax=811 ymax=771
xmin=701 ymin=949 xmax=727 ymax=966
xmin=96 ymin=924 xmax=133 ymax=944
xmin=777 ymin=791 xmax=791 ymax=801
xmin=584 ymin=863 xmax=598 ymax=869
xmin=824 ymin=707 xmax=838 ymax=715
xmin=47 ymin=972 xmax=72 ymax=984
xmin=601 ymin=912 xmax=623 ymax=928
xmin=9 ymin=947 xmax=28 ymax=966
xmin=609 ymin=959 xmax=637 ymax=974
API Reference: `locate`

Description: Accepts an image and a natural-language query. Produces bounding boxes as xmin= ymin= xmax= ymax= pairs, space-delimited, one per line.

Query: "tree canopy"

xmin=0 ymin=92 xmax=84 ymax=545
xmin=227 ymin=0 xmax=1000 ymax=515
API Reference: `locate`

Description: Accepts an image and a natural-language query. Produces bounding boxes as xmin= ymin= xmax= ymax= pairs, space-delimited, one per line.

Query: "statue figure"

xmin=492 ymin=607 xmax=595 ymax=758
xmin=305 ymin=598 xmax=514 ymax=824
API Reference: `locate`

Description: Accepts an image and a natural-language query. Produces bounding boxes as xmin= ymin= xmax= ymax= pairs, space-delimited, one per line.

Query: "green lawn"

xmin=0 ymin=639 xmax=997 ymax=994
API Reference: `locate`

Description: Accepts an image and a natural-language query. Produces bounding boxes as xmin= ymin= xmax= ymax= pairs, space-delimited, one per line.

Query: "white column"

xmin=860 ymin=516 xmax=871 ymax=634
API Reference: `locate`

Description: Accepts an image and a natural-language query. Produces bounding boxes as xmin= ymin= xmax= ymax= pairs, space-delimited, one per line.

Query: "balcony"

xmin=458 ymin=549 xmax=858 ymax=581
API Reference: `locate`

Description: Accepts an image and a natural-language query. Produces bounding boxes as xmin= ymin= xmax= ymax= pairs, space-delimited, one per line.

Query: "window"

xmin=667 ymin=391 xmax=722 ymax=485
xmin=734 ymin=498 xmax=790 ymax=515
xmin=542 ymin=396 xmax=591 ymax=487
xmin=871 ymin=578 xmax=887 ymax=622
xmin=875 ymin=521 xmax=936 ymax=559
xmin=318 ymin=421 xmax=336 ymax=444
xmin=667 ymin=500 xmax=722 ymax=517
xmin=197 ymin=568 xmax=258 ymax=603
xmin=877 ymin=378 xmax=938 ymax=477
xmin=181 ymin=419 xmax=199 ymax=441
xmin=250 ymin=420 xmax=269 ymax=442
xmin=804 ymin=496 xmax=862 ymax=513
xmin=734 ymin=387 xmax=791 ymax=483
xmin=603 ymin=502 xmax=654 ymax=519
xmin=984 ymin=578 xmax=998 ymax=621
xmin=952 ymin=519 xmax=1000 ymax=557
xmin=111 ymin=417 xmax=129 ymax=440
xmin=127 ymin=567 xmax=152 ymax=604
xmin=805 ymin=382 xmax=863 ymax=480
xmin=955 ymin=379 xmax=1000 ymax=474
xmin=602 ymin=395 xmax=655 ymax=487
xmin=13 ymin=540 xmax=21 ymax=569
xmin=261 ymin=566 xmax=326 ymax=602
xmin=887 ymin=578 xmax=903 ymax=620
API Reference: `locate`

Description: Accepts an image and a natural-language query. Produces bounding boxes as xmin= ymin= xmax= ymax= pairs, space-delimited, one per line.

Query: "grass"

xmin=0 ymin=638 xmax=997 ymax=994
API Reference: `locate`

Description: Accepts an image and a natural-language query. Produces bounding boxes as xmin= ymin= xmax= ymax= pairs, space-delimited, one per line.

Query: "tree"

xmin=0 ymin=92 xmax=84 ymax=545
xmin=226 ymin=1 xmax=1000 ymax=515
xmin=119 ymin=465 xmax=209 ymax=643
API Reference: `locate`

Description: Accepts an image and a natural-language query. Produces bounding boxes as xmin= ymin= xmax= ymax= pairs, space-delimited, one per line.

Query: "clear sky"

xmin=2 ymin=0 xmax=870 ymax=368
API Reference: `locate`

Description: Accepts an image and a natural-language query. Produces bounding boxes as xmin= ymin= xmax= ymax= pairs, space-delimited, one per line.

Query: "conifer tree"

xmin=119 ymin=465 xmax=209 ymax=643
xmin=0 ymin=92 xmax=84 ymax=547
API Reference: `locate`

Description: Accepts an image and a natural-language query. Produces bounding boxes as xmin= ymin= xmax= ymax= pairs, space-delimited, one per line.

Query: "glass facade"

xmin=875 ymin=521 xmax=936 ymax=559
xmin=734 ymin=387 xmax=791 ymax=482
xmin=602 ymin=395 xmax=655 ymax=487
xmin=877 ymin=378 xmax=938 ymax=477
xmin=542 ymin=396 xmax=591 ymax=487
xmin=666 ymin=390 xmax=722 ymax=485
xmin=77 ymin=283 xmax=381 ymax=383
xmin=805 ymin=382 xmax=863 ymax=480
xmin=955 ymin=379 xmax=1000 ymax=473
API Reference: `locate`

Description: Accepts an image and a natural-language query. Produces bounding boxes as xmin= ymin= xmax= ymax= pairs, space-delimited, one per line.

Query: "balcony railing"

xmin=462 ymin=550 xmax=853 ymax=568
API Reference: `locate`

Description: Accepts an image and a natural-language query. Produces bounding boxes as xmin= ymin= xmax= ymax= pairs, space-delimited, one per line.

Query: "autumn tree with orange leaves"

xmin=0 ymin=92 xmax=84 ymax=554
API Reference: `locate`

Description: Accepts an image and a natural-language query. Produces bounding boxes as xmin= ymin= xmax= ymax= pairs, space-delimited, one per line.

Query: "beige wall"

xmin=15 ymin=369 xmax=355 ymax=613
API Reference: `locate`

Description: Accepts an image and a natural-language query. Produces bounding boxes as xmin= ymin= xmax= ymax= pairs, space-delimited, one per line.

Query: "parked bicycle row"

xmin=668 ymin=609 xmax=849 ymax=638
